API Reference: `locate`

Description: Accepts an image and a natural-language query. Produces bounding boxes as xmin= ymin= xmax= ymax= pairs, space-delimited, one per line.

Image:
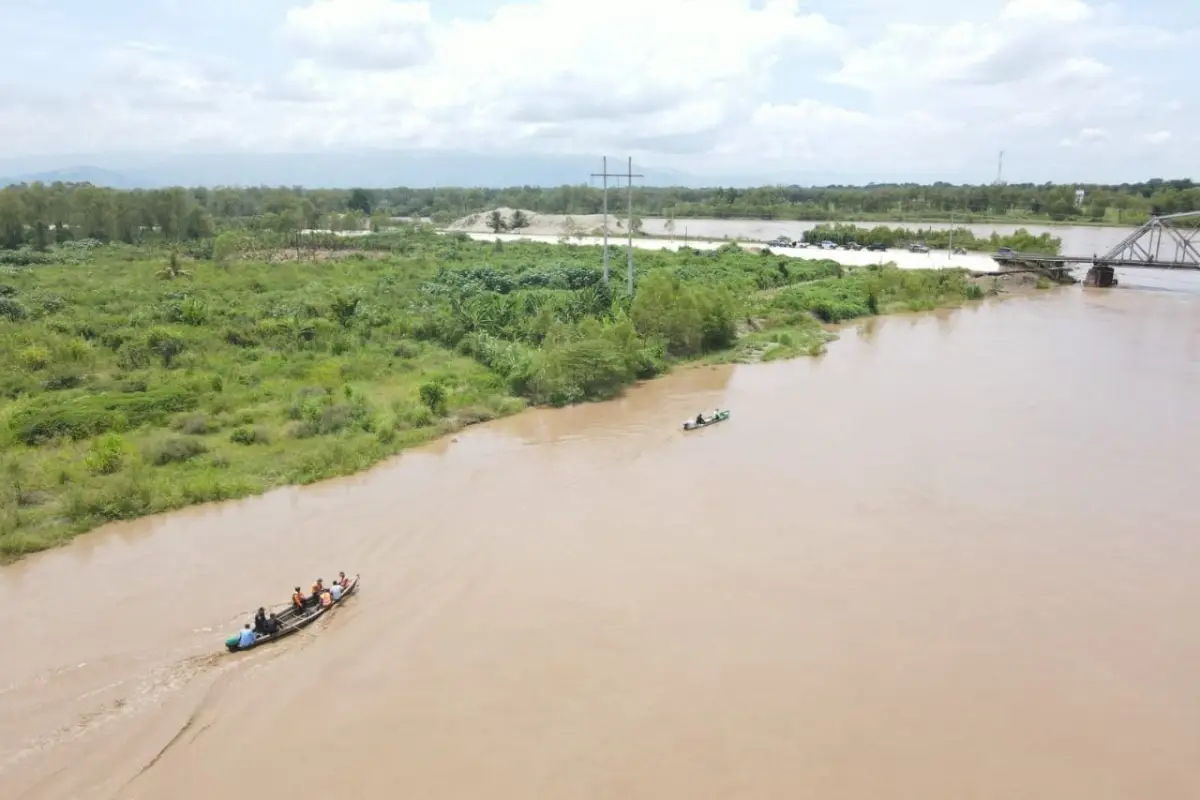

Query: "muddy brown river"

xmin=3 ymin=274 xmax=1199 ymax=799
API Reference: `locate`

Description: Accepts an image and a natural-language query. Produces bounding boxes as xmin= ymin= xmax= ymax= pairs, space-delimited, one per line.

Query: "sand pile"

xmin=447 ymin=208 xmax=627 ymax=237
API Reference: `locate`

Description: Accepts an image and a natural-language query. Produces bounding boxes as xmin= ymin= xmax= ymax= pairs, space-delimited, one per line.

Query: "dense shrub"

xmin=144 ymin=436 xmax=208 ymax=465
xmin=0 ymin=297 xmax=27 ymax=321
xmin=84 ymin=433 xmax=131 ymax=475
xmin=171 ymin=412 xmax=216 ymax=435
xmin=418 ymin=382 xmax=447 ymax=415
xmin=18 ymin=346 xmax=50 ymax=371
xmin=229 ymin=425 xmax=271 ymax=445
xmin=40 ymin=371 xmax=85 ymax=391
xmin=9 ymin=386 xmax=200 ymax=445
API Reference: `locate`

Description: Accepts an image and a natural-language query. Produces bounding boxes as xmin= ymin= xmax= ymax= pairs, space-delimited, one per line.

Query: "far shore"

xmin=448 ymin=230 xmax=1007 ymax=274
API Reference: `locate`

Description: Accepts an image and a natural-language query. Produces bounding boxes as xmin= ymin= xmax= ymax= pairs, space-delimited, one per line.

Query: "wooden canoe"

xmin=225 ymin=574 xmax=360 ymax=653
xmin=682 ymin=410 xmax=730 ymax=430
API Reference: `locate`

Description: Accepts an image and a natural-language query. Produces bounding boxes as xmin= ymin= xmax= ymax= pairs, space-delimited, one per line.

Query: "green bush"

xmin=144 ymin=436 xmax=208 ymax=466
xmin=18 ymin=346 xmax=50 ymax=371
xmin=418 ymin=382 xmax=447 ymax=415
xmin=171 ymin=412 xmax=215 ymax=435
xmin=40 ymin=371 xmax=85 ymax=391
xmin=230 ymin=425 xmax=271 ymax=445
xmin=9 ymin=386 xmax=200 ymax=445
xmin=84 ymin=433 xmax=131 ymax=475
xmin=0 ymin=298 xmax=26 ymax=321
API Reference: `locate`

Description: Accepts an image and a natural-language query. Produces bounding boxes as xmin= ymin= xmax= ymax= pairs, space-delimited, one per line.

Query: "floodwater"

xmin=3 ymin=278 xmax=1199 ymax=799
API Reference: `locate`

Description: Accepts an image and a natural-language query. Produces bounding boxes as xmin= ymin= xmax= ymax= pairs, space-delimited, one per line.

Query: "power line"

xmin=590 ymin=156 xmax=643 ymax=292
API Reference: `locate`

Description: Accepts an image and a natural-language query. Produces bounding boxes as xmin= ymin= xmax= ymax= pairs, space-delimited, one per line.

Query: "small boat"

xmin=682 ymin=409 xmax=730 ymax=430
xmin=225 ymin=574 xmax=360 ymax=653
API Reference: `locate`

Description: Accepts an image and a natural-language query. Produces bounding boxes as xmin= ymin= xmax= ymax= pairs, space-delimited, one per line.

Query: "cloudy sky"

xmin=1 ymin=0 xmax=1194 ymax=182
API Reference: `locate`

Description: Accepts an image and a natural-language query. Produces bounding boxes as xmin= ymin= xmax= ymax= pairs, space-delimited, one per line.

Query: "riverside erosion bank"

xmin=2 ymin=278 xmax=1198 ymax=799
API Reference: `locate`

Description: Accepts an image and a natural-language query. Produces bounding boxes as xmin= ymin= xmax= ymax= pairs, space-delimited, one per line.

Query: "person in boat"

xmin=319 ymin=587 xmax=334 ymax=609
xmin=292 ymin=586 xmax=307 ymax=615
xmin=695 ymin=413 xmax=705 ymax=426
xmin=237 ymin=623 xmax=256 ymax=649
xmin=337 ymin=571 xmax=350 ymax=589
xmin=330 ymin=581 xmax=344 ymax=602
xmin=305 ymin=579 xmax=324 ymax=608
xmin=253 ymin=607 xmax=269 ymax=635
xmin=265 ymin=613 xmax=281 ymax=635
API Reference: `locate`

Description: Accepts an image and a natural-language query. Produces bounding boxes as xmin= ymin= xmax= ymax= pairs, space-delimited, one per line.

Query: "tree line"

xmin=2 ymin=178 xmax=1197 ymax=250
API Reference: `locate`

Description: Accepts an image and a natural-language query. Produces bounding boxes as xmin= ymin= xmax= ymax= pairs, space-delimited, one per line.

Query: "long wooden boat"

xmin=682 ymin=409 xmax=730 ymax=431
xmin=225 ymin=574 xmax=360 ymax=653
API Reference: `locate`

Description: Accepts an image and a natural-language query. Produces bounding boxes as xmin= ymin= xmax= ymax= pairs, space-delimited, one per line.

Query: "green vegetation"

xmin=1 ymin=181 xmax=1198 ymax=254
xmin=800 ymin=223 xmax=1063 ymax=255
xmin=0 ymin=227 xmax=994 ymax=561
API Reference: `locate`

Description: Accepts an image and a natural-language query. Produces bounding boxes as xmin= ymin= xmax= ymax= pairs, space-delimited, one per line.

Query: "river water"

xmin=2 ymin=278 xmax=1199 ymax=799
xmin=635 ymin=219 xmax=1138 ymax=258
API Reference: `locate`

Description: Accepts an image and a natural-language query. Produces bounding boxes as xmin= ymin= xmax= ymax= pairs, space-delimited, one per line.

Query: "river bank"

xmin=445 ymin=212 xmax=1141 ymax=258
xmin=2 ymin=278 xmax=1197 ymax=800
xmin=0 ymin=232 xmax=1000 ymax=561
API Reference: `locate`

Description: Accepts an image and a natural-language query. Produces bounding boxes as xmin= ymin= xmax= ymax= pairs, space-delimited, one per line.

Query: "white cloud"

xmin=282 ymin=0 xmax=434 ymax=70
xmin=0 ymin=0 xmax=1193 ymax=181
xmin=1000 ymin=0 xmax=1091 ymax=23
xmin=1142 ymin=130 xmax=1171 ymax=145
xmin=1058 ymin=127 xmax=1109 ymax=147
xmin=265 ymin=0 xmax=848 ymax=155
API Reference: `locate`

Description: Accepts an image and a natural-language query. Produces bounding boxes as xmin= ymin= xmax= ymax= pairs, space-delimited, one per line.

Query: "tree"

xmin=212 ymin=231 xmax=244 ymax=264
xmin=347 ymin=188 xmax=373 ymax=214
xmin=487 ymin=210 xmax=508 ymax=233
xmin=664 ymin=215 xmax=676 ymax=239
xmin=0 ymin=190 xmax=26 ymax=249
xmin=510 ymin=210 xmax=530 ymax=230
xmin=630 ymin=215 xmax=644 ymax=234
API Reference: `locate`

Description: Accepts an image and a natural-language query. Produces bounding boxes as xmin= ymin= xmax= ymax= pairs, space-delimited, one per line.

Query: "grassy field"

xmin=0 ymin=227 xmax=994 ymax=560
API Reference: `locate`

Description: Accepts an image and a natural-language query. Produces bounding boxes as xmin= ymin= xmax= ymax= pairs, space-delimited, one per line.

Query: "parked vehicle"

xmin=765 ymin=236 xmax=793 ymax=248
xmin=820 ymin=240 xmax=838 ymax=249
xmin=866 ymin=242 xmax=887 ymax=252
xmin=844 ymin=242 xmax=863 ymax=250
xmin=908 ymin=243 xmax=929 ymax=253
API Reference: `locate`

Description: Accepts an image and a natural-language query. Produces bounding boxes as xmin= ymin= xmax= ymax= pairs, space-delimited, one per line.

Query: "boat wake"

xmin=0 ymin=651 xmax=232 ymax=781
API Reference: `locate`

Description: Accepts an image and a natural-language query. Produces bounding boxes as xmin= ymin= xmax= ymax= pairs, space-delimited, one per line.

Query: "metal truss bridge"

xmin=991 ymin=211 xmax=1200 ymax=273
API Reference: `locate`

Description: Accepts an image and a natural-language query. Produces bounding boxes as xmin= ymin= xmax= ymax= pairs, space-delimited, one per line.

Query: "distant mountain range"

xmin=0 ymin=151 xmax=861 ymax=190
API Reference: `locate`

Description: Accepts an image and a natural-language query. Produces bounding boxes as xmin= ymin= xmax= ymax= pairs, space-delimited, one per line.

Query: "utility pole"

xmin=589 ymin=156 xmax=643 ymax=291
xmin=626 ymin=156 xmax=637 ymax=296
xmin=590 ymin=157 xmax=610 ymax=285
